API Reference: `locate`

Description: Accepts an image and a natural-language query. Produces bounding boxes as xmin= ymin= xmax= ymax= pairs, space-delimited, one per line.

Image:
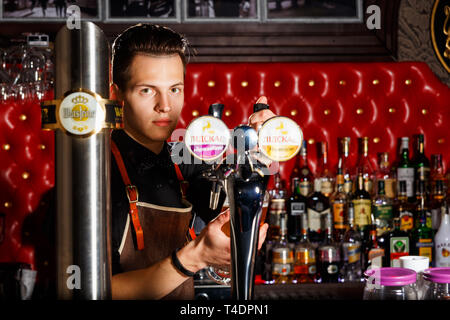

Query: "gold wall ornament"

xmin=431 ymin=0 xmax=450 ymax=73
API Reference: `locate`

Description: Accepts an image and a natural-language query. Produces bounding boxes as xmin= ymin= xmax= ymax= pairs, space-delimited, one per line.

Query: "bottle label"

xmin=272 ymin=247 xmax=294 ymax=263
xmin=258 ymin=116 xmax=303 ymax=162
xmin=390 ymin=237 xmax=409 ymax=266
xmin=368 ymin=248 xmax=384 ymax=268
xmin=307 ymin=208 xmax=329 ymax=232
xmin=321 ymin=180 xmax=333 ymax=196
xmin=290 ymin=202 xmax=305 ymax=216
xmin=435 ymin=241 xmax=450 ymax=267
xmin=272 ymin=263 xmax=293 ymax=276
xmin=299 ymin=181 xmax=311 ymax=197
xmin=343 ymin=242 xmax=361 ymax=264
xmin=332 ymin=203 xmax=346 ymax=229
xmin=184 ymin=116 xmax=231 ymax=161
xmin=327 ymin=264 xmax=338 ymax=275
xmin=397 ymin=168 xmax=415 ymax=197
xmin=373 ymin=204 xmax=393 ymax=220
xmin=353 ymin=199 xmax=371 ymax=227
xmin=400 ymin=211 xmax=414 ymax=231
xmin=364 ymin=179 xmax=373 ymax=194
xmin=344 ymin=181 xmax=353 ymax=194
xmin=416 ymin=239 xmax=433 ymax=262
xmin=384 ymin=178 xmax=396 ymax=198
xmin=417 ymin=167 xmax=430 ymax=181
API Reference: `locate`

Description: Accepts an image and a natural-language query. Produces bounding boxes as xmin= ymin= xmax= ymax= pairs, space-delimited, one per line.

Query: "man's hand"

xmin=248 ymin=96 xmax=276 ymax=131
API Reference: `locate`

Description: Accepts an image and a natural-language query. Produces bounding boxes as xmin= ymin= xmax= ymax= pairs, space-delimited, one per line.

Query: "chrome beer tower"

xmin=203 ymin=105 xmax=270 ymax=300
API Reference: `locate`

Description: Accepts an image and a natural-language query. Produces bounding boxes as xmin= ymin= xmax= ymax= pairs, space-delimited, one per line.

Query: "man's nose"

xmin=155 ymin=93 xmax=171 ymax=113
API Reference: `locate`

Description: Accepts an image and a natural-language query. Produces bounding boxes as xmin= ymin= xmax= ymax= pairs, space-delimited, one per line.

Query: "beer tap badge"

xmin=184 ymin=115 xmax=231 ymax=161
xmin=258 ymin=116 xmax=303 ymax=162
xmin=58 ymin=92 xmax=105 ymax=136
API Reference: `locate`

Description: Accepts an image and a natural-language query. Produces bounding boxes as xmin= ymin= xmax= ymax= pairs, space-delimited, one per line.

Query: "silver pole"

xmin=54 ymin=22 xmax=112 ymax=300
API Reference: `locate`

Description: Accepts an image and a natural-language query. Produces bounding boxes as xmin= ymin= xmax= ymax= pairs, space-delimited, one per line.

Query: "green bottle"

xmin=396 ymin=137 xmax=415 ymax=201
xmin=412 ymin=196 xmax=434 ymax=263
xmin=412 ymin=134 xmax=430 ymax=193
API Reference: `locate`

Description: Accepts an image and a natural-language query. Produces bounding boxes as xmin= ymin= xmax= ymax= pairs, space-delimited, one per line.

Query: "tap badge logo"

xmin=184 ymin=116 xmax=230 ymax=161
xmin=58 ymin=91 xmax=105 ymax=136
xmin=258 ymin=116 xmax=303 ymax=162
xmin=431 ymin=0 xmax=450 ymax=73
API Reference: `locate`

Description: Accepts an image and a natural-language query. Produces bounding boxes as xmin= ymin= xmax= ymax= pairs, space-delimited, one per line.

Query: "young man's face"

xmin=119 ymin=54 xmax=184 ymax=147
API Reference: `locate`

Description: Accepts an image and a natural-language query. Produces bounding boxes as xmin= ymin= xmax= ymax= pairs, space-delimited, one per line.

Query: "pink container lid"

xmin=423 ymin=268 xmax=450 ymax=284
xmin=364 ymin=267 xmax=417 ymax=286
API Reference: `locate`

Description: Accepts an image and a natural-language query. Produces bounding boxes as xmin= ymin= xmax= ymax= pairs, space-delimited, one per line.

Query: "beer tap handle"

xmin=253 ymin=102 xmax=270 ymax=113
xmin=208 ymin=103 xmax=225 ymax=119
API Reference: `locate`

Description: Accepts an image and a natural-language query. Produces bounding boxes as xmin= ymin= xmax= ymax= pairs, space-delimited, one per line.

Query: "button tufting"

xmin=291 ymin=110 xmax=298 ymax=116
xmin=39 ymin=144 xmax=46 ymax=150
xmin=2 ymin=144 xmax=10 ymax=151
xmin=241 ymin=81 xmax=248 ymax=87
xmin=4 ymin=202 xmax=12 ymax=208
xmin=22 ymin=172 xmax=30 ymax=180
xmin=372 ymin=79 xmax=379 ymax=85
xmin=405 ymin=79 xmax=412 ymax=85
xmin=308 ymin=139 xmax=315 ymax=145
xmin=421 ymin=109 xmax=428 ymax=115
xmin=356 ymin=108 xmax=364 ymax=115
xmin=308 ymin=80 xmax=315 ymax=87
xmin=192 ymin=110 xmax=199 ymax=117
xmin=339 ymin=80 xmax=346 ymax=86
xmin=19 ymin=114 xmax=27 ymax=121
xmin=373 ymin=137 xmax=380 ymax=144
xmin=207 ymin=80 xmax=215 ymax=87
xmin=274 ymin=81 xmax=281 ymax=87
xmin=225 ymin=110 xmax=232 ymax=117
xmin=324 ymin=109 xmax=330 ymax=115
xmin=389 ymin=108 xmax=396 ymax=113
xmin=438 ymin=138 xmax=445 ymax=144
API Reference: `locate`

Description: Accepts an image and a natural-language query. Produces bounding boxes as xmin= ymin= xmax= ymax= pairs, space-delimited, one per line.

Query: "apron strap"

xmin=111 ymin=140 xmax=145 ymax=251
xmin=173 ymin=163 xmax=197 ymax=241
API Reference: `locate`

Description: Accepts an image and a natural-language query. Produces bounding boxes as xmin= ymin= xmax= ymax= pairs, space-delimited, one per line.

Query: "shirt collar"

xmin=113 ymin=130 xmax=173 ymax=174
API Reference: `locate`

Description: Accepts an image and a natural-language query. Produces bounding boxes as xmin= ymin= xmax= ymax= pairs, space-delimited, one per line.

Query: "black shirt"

xmin=110 ymin=130 xmax=225 ymax=275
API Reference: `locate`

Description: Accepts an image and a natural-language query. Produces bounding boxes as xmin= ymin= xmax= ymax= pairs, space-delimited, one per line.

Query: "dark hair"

xmin=112 ymin=24 xmax=189 ymax=90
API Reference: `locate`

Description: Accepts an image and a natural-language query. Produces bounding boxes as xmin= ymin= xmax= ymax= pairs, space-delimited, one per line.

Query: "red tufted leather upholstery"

xmin=0 ymin=61 xmax=449 ymax=275
xmin=179 ymin=62 xmax=450 ymax=191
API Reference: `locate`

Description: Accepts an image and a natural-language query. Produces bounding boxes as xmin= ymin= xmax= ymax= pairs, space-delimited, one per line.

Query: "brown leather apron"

xmin=112 ymin=141 xmax=195 ymax=300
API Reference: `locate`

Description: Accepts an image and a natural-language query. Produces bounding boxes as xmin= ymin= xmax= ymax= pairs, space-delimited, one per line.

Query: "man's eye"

xmin=140 ymin=88 xmax=155 ymax=96
xmin=171 ymin=87 xmax=182 ymax=94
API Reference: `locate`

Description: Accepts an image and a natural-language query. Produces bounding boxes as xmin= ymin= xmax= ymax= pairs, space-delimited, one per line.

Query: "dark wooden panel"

xmin=0 ymin=0 xmax=400 ymax=62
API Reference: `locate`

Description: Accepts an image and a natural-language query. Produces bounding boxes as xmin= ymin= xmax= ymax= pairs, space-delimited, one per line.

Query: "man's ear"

xmin=110 ymin=83 xmax=123 ymax=102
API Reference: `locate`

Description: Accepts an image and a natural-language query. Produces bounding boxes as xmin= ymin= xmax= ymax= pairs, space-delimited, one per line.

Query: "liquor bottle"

xmin=268 ymin=172 xmax=287 ymax=240
xmin=331 ymin=173 xmax=348 ymax=243
xmin=412 ymin=134 xmax=430 ymax=193
xmin=287 ymin=179 xmax=308 ymax=243
xmin=341 ymin=204 xmax=363 ymax=282
xmin=434 ymin=200 xmax=450 ymax=267
xmin=431 ymin=154 xmax=447 ymax=195
xmin=396 ymin=181 xmax=414 ymax=235
xmin=396 ymin=137 xmax=415 ymax=201
xmin=307 ymin=179 xmax=331 ymax=246
xmin=372 ymin=180 xmax=394 ymax=237
xmin=415 ymin=180 xmax=432 ymax=230
xmin=354 ymin=137 xmax=374 ymax=195
xmin=387 ymin=217 xmax=410 ymax=267
xmin=317 ymin=141 xmax=334 ymax=198
xmin=317 ymin=211 xmax=342 ymax=283
xmin=375 ymin=152 xmax=396 ymax=199
xmin=271 ymin=213 xmax=294 ymax=284
xmin=293 ymin=212 xmax=317 ymax=283
xmin=290 ymin=139 xmax=314 ymax=197
xmin=412 ymin=200 xmax=434 ymax=263
xmin=337 ymin=137 xmax=353 ymax=195
xmin=431 ymin=180 xmax=446 ymax=233
xmin=364 ymin=223 xmax=385 ymax=270
xmin=352 ymin=172 xmax=372 ymax=244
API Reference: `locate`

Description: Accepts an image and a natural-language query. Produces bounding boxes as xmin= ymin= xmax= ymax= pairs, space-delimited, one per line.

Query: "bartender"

xmin=110 ymin=23 xmax=275 ymax=299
